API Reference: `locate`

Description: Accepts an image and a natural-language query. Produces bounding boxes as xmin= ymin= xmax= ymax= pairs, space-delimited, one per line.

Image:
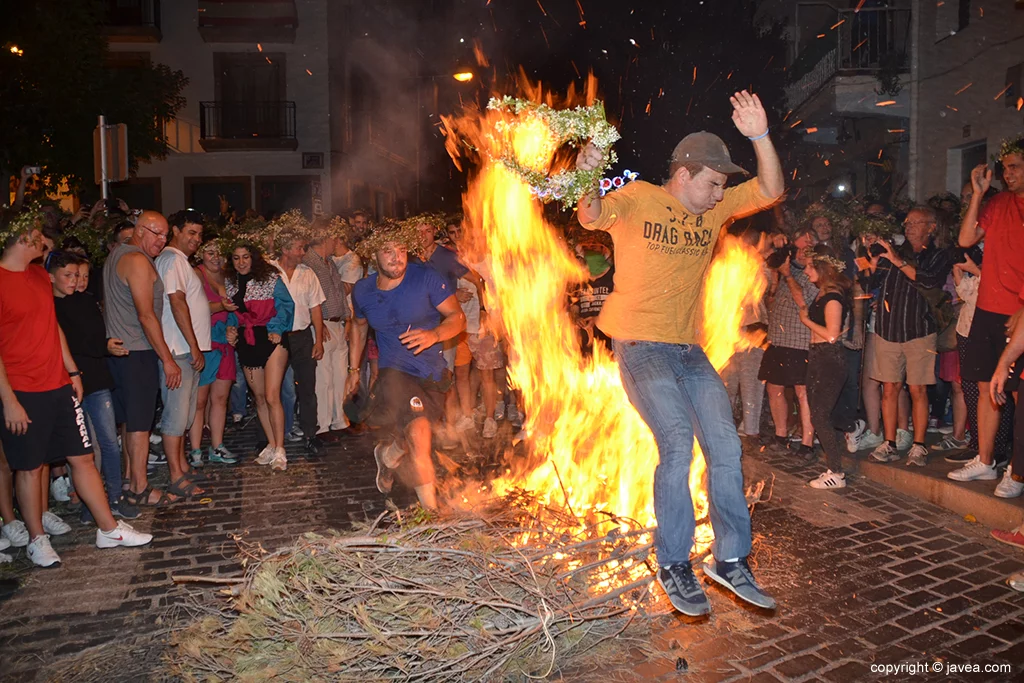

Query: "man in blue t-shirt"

xmin=347 ymin=229 xmax=466 ymax=510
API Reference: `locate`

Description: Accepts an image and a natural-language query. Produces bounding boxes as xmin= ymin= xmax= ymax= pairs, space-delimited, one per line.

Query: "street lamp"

xmin=453 ymin=71 xmax=474 ymax=82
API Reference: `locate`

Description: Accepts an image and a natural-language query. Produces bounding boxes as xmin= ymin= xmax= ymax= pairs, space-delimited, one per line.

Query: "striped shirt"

xmin=871 ymin=238 xmax=954 ymax=343
xmin=303 ymin=249 xmax=349 ymax=321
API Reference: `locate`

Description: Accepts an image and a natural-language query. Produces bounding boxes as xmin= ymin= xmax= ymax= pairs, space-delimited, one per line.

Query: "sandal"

xmin=123 ymin=485 xmax=177 ymax=508
xmin=183 ymin=469 xmax=209 ymax=483
xmin=167 ymin=476 xmax=203 ymax=499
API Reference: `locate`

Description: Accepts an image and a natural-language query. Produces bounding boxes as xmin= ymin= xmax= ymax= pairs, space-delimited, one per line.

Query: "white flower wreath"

xmin=487 ymin=97 xmax=621 ymax=209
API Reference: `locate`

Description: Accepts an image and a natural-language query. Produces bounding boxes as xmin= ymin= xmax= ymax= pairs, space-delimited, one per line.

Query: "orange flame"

xmin=445 ymin=78 xmax=766 ymax=556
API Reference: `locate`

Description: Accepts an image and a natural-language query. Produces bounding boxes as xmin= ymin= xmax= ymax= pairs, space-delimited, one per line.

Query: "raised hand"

xmin=970 ymin=164 xmax=993 ymax=196
xmin=730 ymin=90 xmax=769 ymax=139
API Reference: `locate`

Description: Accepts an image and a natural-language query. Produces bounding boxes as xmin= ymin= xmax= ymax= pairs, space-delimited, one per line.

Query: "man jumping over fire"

xmin=345 ymin=221 xmax=466 ymax=511
xmin=576 ymin=90 xmax=784 ymax=615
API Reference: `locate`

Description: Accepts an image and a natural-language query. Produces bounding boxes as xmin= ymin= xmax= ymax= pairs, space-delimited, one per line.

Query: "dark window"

xmin=185 ymin=177 xmax=250 ymax=218
xmin=111 ymin=178 xmax=161 ymax=213
xmin=960 ymin=143 xmax=987 ymax=190
xmin=1006 ymin=63 xmax=1023 ymax=107
xmin=958 ymin=0 xmax=971 ymax=31
xmin=213 ymin=53 xmax=286 ymax=138
xmin=257 ymin=177 xmax=312 ymax=219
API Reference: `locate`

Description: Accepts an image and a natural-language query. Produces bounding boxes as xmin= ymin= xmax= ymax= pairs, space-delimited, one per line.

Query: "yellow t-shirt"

xmin=580 ymin=179 xmax=777 ymax=344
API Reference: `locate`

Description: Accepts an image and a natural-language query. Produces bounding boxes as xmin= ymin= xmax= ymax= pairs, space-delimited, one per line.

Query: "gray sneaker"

xmin=702 ymin=556 xmax=776 ymax=610
xmin=870 ymin=441 xmax=900 ymax=463
xmin=657 ymin=562 xmax=711 ymax=616
xmin=905 ymin=444 xmax=928 ymax=467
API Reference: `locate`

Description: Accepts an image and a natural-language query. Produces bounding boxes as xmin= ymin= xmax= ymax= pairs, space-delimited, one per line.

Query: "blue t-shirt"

xmin=352 ymin=263 xmax=451 ymax=380
xmin=416 ymin=244 xmax=468 ymax=292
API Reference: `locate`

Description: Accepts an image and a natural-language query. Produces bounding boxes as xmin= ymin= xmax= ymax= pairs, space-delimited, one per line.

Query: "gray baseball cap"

xmin=671 ymin=131 xmax=748 ymax=176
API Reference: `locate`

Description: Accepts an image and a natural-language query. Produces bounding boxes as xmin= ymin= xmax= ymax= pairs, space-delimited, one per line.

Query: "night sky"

xmin=424 ymin=0 xmax=789 ymax=189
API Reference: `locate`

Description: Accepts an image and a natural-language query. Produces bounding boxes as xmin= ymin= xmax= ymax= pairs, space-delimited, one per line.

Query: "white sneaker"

xmin=995 ymin=466 xmax=1024 ymax=499
xmin=96 ymin=520 xmax=153 ymax=548
xmin=482 ymin=417 xmax=498 ymax=439
xmin=845 ymin=420 xmax=866 ymax=453
xmin=947 ymin=455 xmax=998 ymax=481
xmin=2 ymin=520 xmax=29 ymax=547
xmin=27 ymin=535 xmax=61 ymax=567
xmin=50 ymin=475 xmax=71 ymax=503
xmin=857 ymin=429 xmax=885 ymax=452
xmin=905 ymin=444 xmax=928 ymax=467
xmin=255 ymin=445 xmax=276 ymax=465
xmin=870 ymin=441 xmax=900 ymax=463
xmin=809 ymin=470 xmax=847 ymax=489
xmin=896 ymin=428 xmax=913 ymax=452
xmin=149 ymin=433 xmax=162 ymax=445
xmin=42 ymin=511 xmax=71 ymax=536
xmin=0 ymin=552 xmax=11 ymax=564
xmin=0 ymin=536 xmax=10 ymax=552
xmin=270 ymin=450 xmax=287 ymax=471
xmin=454 ymin=415 xmax=475 ymax=433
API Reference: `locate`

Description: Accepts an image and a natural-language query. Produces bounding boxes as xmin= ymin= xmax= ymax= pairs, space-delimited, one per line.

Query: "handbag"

xmin=910 ymin=281 xmax=957 ymax=352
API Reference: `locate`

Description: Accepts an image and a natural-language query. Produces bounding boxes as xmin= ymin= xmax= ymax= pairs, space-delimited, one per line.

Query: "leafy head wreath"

xmin=995 ymin=134 xmax=1024 ymax=163
xmin=0 ymin=203 xmax=47 ymax=249
xmin=812 ymin=253 xmax=848 ymax=273
xmin=355 ymin=218 xmax=422 ymax=262
xmin=487 ymin=97 xmax=621 ymax=210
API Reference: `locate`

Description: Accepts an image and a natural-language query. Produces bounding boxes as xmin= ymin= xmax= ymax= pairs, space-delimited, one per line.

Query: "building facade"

xmin=105 ymin=0 xmax=332 ymax=219
xmin=908 ymin=0 xmax=1024 ymax=199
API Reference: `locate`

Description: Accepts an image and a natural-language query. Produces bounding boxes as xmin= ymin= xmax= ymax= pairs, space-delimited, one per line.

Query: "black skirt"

xmin=236 ymin=326 xmax=278 ymax=369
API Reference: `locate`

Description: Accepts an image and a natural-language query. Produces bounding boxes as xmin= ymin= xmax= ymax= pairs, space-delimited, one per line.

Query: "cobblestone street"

xmin=2 ymin=423 xmax=1024 ymax=682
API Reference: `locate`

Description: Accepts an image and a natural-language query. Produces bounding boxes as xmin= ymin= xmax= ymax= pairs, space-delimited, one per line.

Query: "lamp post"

xmin=415 ymin=70 xmax=478 ymax=210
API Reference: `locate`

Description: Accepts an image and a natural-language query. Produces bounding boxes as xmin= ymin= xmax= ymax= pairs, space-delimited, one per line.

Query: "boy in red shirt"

xmin=956 ymin=138 xmax=1024 ymax=482
xmin=0 ymin=208 xmax=153 ymax=567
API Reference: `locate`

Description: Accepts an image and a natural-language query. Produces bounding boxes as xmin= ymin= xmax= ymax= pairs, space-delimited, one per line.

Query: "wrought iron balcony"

xmin=199 ymin=101 xmax=298 ymax=151
xmin=787 ymin=7 xmax=911 ymax=112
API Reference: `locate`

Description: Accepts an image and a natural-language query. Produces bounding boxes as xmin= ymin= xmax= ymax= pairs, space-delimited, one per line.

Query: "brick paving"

xmin=1 ymin=423 xmax=1024 ymax=682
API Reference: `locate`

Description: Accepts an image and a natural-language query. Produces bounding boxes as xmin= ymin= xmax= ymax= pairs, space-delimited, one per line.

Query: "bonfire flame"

xmin=445 ymin=78 xmax=766 ymax=557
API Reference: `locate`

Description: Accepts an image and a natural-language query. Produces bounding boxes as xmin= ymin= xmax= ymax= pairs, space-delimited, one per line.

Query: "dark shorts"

xmin=0 ymin=385 xmax=92 ymax=471
xmin=758 ymin=344 xmax=809 ymax=386
xmin=237 ymin=326 xmax=278 ymax=369
xmin=366 ymin=367 xmax=448 ymax=434
xmin=108 ymin=350 xmax=159 ymax=432
xmin=962 ymin=308 xmax=1023 ymax=388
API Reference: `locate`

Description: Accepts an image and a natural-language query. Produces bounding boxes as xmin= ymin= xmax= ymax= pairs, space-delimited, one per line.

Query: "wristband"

xmin=748 ymin=128 xmax=770 ymax=141
xmin=348 ymin=367 xmax=360 ymax=374
xmin=68 ymin=371 xmax=82 ymax=378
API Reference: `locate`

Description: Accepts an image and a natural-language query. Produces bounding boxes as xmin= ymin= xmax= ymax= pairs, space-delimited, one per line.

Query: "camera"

xmin=868 ymin=243 xmax=887 ymax=258
xmin=765 ymin=243 xmax=797 ymax=269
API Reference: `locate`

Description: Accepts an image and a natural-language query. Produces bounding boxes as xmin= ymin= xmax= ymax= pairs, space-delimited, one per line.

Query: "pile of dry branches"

xmin=169 ymin=492 xmax=666 ymax=682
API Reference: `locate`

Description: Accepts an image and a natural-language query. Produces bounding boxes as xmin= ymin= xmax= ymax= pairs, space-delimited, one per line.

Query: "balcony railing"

xmin=104 ymin=0 xmax=161 ymax=41
xmin=837 ymin=7 xmax=911 ymax=72
xmin=199 ymin=102 xmax=297 ymax=151
xmin=787 ymin=7 xmax=910 ymax=111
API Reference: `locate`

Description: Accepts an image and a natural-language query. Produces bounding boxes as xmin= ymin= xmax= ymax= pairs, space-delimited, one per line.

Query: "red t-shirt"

xmin=0 ymin=264 xmax=70 ymax=392
xmin=977 ymin=192 xmax=1024 ymax=315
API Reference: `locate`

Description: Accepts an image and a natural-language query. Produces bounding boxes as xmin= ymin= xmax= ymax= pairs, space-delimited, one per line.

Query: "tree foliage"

xmin=0 ymin=0 xmax=187 ymax=195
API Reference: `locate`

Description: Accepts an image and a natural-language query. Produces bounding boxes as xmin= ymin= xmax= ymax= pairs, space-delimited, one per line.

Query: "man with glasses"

xmin=104 ymin=211 xmax=182 ymax=507
xmin=866 ymin=206 xmax=954 ymax=466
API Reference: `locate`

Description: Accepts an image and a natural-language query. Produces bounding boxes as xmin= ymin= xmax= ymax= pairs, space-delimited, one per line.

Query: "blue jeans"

xmin=82 ymin=389 xmax=121 ymax=504
xmin=613 ymin=340 xmax=752 ymax=565
xmin=282 ymin=365 xmax=296 ymax=435
xmin=230 ymin=355 xmax=247 ymax=418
